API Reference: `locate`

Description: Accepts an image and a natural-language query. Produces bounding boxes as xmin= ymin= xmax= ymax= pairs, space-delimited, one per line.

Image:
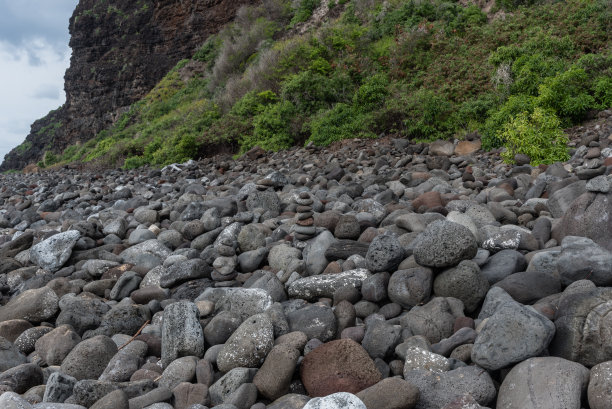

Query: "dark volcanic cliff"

xmin=1 ymin=0 xmax=254 ymax=171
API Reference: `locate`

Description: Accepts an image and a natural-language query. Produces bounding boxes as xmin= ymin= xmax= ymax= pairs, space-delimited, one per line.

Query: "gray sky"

xmin=0 ymin=0 xmax=79 ymax=163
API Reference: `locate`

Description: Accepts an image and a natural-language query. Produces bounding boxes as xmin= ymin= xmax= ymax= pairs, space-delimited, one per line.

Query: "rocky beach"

xmin=0 ymin=110 xmax=610 ymax=409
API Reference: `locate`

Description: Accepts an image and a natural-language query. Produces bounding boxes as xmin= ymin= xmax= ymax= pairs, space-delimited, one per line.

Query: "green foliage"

xmin=291 ymin=0 xmax=321 ymax=25
xmin=353 ymin=74 xmax=388 ymax=112
xmin=536 ymin=67 xmax=595 ymax=122
xmin=62 ymin=0 xmax=611 ymax=169
xmin=402 ymin=89 xmax=454 ymax=141
xmin=241 ymin=101 xmax=296 ymax=152
xmin=483 ymin=94 xmax=535 ymax=149
xmin=500 ymin=108 xmax=570 ymax=165
xmin=38 ymin=150 xmax=59 ymax=168
xmin=15 ymin=141 xmax=32 ymax=154
xmin=496 ymin=0 xmax=544 ymax=11
xmin=374 ymin=0 xmax=486 ymax=38
xmin=281 ymin=70 xmax=349 ymax=113
xmin=593 ymin=76 xmax=612 ymax=109
xmin=308 ymin=103 xmax=376 ymax=146
xmin=193 ymin=37 xmax=222 ymax=68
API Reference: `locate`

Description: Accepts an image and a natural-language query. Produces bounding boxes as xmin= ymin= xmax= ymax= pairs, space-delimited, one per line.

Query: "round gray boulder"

xmin=413 ymin=221 xmax=477 ymax=268
xmin=497 ymin=357 xmax=589 ymax=409
xmin=388 ymin=267 xmax=433 ymax=308
xmin=366 ymin=233 xmax=405 ymax=273
xmin=433 ymin=260 xmax=489 ymax=313
xmin=60 ymin=335 xmax=118 ymax=380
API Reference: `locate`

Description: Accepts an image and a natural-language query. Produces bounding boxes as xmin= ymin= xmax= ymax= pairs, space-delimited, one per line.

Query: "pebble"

xmin=0 ymin=126 xmax=610 ymax=407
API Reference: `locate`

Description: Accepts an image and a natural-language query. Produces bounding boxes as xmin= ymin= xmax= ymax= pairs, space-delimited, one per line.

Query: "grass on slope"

xmin=51 ymin=0 xmax=611 ymax=169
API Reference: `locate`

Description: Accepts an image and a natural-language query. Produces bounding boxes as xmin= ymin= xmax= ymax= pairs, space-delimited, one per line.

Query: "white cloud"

xmin=0 ymin=38 xmax=71 ymax=161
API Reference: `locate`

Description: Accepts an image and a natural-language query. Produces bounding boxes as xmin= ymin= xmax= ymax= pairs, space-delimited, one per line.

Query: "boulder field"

xmin=0 ymin=111 xmax=610 ymax=408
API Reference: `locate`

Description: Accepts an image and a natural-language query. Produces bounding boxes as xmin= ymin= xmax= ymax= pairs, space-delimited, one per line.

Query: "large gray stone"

xmin=400 ymin=297 xmax=464 ymax=344
xmin=161 ymin=301 xmax=205 ymax=367
xmin=268 ymin=244 xmax=302 ymax=273
xmin=403 ymin=366 xmax=495 ymax=409
xmin=471 ymin=301 xmax=555 ymax=371
xmin=549 ymin=286 xmax=612 ymax=367
xmin=30 ymin=230 xmax=80 ymax=272
xmin=217 ymin=313 xmax=274 ymax=372
xmin=493 ymin=271 xmax=561 ymax=305
xmin=287 ymin=304 xmax=337 ymax=343
xmin=61 ymin=335 xmax=118 ymax=380
xmin=288 ymin=269 xmax=371 ymax=300
xmin=0 ymin=287 xmax=59 ymax=323
xmin=387 ymin=267 xmax=433 ymax=309
xmin=0 ymin=362 xmax=43 ymax=394
xmin=547 ymin=180 xmax=587 ymax=218
xmin=56 ymin=293 xmax=110 ymax=336
xmin=413 ymin=221 xmax=477 ymax=268
xmin=361 ymin=320 xmax=402 ymax=360
xmin=159 ymin=259 xmax=211 ymax=288
xmin=366 ymin=233 xmax=405 ymax=273
xmin=589 ymin=361 xmax=612 ymax=409
xmin=0 ymin=336 xmax=27 ymax=372
xmin=433 ymin=260 xmax=489 ymax=313
xmin=34 ymin=325 xmax=80 ymax=366
xmin=479 ymin=249 xmax=526 ymax=285
xmin=119 ymin=240 xmax=171 ymax=266
xmin=552 ymin=191 xmax=612 ymax=252
xmin=98 ymin=340 xmax=148 ymax=382
xmin=497 ymin=357 xmax=589 ymax=409
xmin=158 ymin=356 xmax=198 ymax=390
xmin=556 ymin=236 xmax=612 ymax=286
xmin=195 ymin=288 xmax=273 ymax=321
xmin=0 ymin=392 xmax=33 ymax=409
xmin=43 ymin=372 xmax=77 ymax=403
xmin=209 ymin=367 xmax=257 ymax=405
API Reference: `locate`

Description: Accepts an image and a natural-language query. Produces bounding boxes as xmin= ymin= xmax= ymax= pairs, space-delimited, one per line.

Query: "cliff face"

xmin=1 ymin=0 xmax=254 ymax=171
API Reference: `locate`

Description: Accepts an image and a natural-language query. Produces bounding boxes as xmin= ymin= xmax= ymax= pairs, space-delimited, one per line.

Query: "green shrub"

xmin=41 ymin=151 xmax=59 ymax=167
xmin=403 ymin=89 xmax=454 ymax=141
xmin=353 ymin=73 xmax=388 ymax=112
xmin=496 ymin=0 xmax=543 ymax=11
xmin=482 ymin=94 xmax=535 ymax=149
xmin=499 ymin=108 xmax=569 ymax=165
xmin=281 ymin=70 xmax=341 ymax=113
xmin=193 ymin=36 xmax=222 ymax=68
xmin=240 ymin=101 xmax=296 ymax=152
xmin=307 ymin=103 xmax=376 ymax=146
xmin=536 ymin=66 xmax=595 ymax=122
xmin=291 ymin=0 xmax=321 ymax=25
xmin=510 ymin=53 xmax=568 ymax=96
xmin=593 ymin=76 xmax=612 ymax=109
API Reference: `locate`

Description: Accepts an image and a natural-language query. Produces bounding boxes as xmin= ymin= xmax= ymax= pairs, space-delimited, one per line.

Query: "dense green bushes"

xmin=55 ymin=0 xmax=610 ymax=169
xmin=499 ymin=108 xmax=570 ymax=165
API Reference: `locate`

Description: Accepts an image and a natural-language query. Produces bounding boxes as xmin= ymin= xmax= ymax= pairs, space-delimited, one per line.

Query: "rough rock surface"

xmin=0 ymin=114 xmax=610 ymax=407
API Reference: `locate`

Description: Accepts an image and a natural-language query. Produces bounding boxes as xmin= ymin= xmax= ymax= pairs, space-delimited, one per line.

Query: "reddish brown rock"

xmin=412 ymin=191 xmax=444 ymax=213
xmin=454 ymin=140 xmax=481 ymax=156
xmin=300 ymin=338 xmax=381 ymax=397
xmin=322 ymin=261 xmax=342 ymax=275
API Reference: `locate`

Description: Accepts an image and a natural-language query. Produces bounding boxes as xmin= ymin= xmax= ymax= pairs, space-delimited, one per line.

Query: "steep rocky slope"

xmin=0 ymin=0 xmax=255 ymax=172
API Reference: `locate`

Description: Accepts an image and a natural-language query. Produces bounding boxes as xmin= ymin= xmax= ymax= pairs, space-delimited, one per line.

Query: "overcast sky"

xmin=0 ymin=0 xmax=79 ymax=163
